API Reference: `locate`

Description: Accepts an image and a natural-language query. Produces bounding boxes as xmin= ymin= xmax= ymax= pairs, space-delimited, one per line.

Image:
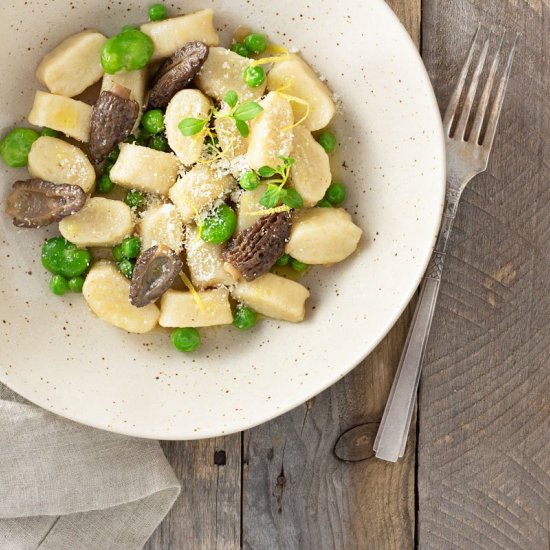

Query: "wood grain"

xmin=418 ymin=2 xmax=550 ymax=549
xmin=144 ymin=436 xmax=241 ymax=550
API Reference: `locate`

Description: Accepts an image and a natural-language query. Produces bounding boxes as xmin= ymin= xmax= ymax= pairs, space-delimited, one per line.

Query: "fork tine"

xmin=470 ymin=31 xmax=506 ymax=144
xmin=442 ymin=25 xmax=482 ymax=135
xmin=481 ymin=33 xmax=518 ymax=149
xmin=454 ymin=33 xmax=491 ymax=140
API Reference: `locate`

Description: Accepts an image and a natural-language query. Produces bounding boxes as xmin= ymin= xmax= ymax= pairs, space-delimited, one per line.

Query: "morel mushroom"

xmin=89 ymin=85 xmax=140 ymax=164
xmin=5 ymin=179 xmax=86 ymax=228
xmin=222 ymin=212 xmax=292 ymax=281
xmin=148 ymin=41 xmax=209 ymax=109
xmin=130 ymin=244 xmax=183 ymax=307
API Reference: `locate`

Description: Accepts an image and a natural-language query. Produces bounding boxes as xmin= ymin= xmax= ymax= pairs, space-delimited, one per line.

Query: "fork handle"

xmin=373 ymin=191 xmax=460 ymax=462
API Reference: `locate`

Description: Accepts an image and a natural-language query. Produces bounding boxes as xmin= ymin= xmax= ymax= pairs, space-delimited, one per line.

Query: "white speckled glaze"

xmin=0 ymin=0 xmax=445 ymax=439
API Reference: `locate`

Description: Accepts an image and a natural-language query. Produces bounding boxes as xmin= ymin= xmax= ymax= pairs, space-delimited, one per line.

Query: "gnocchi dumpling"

xmin=289 ymin=126 xmax=331 ymax=207
xmin=83 ymin=262 xmax=160 ymax=334
xmin=236 ymin=184 xmax=268 ymax=233
xmin=28 ymin=91 xmax=92 ymax=142
xmin=141 ymin=9 xmax=219 ymax=60
xmin=285 ymin=208 xmax=362 ymax=264
xmin=195 ymin=47 xmax=266 ymax=102
xmin=28 ymin=136 xmax=96 ymax=193
xmin=139 ymin=204 xmax=185 ymax=253
xmin=59 ymin=197 xmax=134 ymax=247
xmin=186 ymin=225 xmax=236 ymax=289
xmin=267 ymin=54 xmax=336 ymax=132
xmin=165 ymin=89 xmax=211 ymax=166
xmin=246 ymin=92 xmax=294 ymax=170
xmin=36 ymin=30 xmax=107 ymax=98
xmin=231 ymin=273 xmax=310 ymax=323
xmin=159 ymin=287 xmax=233 ymax=327
xmin=168 ymin=164 xmax=236 ymax=223
xmin=109 ymin=143 xmax=182 ymax=195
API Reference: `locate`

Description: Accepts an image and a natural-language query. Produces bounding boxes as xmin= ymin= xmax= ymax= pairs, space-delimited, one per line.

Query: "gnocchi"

xmin=110 ymin=143 xmax=181 ymax=195
xmin=139 ymin=203 xmax=185 ymax=253
xmin=267 ymin=54 xmax=336 ymax=131
xmin=28 ymin=136 xmax=96 ymax=193
xmin=165 ymin=89 xmax=211 ymax=166
xmin=159 ymin=288 xmax=233 ymax=327
xmin=59 ymin=197 xmax=134 ymax=247
xmin=36 ymin=30 xmax=107 ymax=98
xmin=28 ymin=91 xmax=92 ymax=142
xmin=83 ymin=262 xmax=160 ymax=334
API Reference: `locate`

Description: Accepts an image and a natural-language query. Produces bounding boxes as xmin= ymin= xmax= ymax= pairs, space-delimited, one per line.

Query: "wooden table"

xmin=146 ymin=1 xmax=549 ymax=547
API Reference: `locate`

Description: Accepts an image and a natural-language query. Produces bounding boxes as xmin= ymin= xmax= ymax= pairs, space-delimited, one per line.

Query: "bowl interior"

xmin=0 ymin=0 xmax=445 ymax=439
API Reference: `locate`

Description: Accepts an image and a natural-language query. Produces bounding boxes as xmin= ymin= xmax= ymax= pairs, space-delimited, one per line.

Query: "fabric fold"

xmin=0 ymin=384 xmax=180 ymax=550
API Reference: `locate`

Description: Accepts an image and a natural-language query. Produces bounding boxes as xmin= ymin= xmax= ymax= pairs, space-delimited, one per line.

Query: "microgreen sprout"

xmin=250 ymin=156 xmax=304 ymax=210
xmin=178 ymin=90 xmax=263 ymax=140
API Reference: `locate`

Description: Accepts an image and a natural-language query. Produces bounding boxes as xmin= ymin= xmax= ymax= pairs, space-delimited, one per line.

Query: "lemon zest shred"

xmin=265 ymin=44 xmax=289 ymax=56
xmin=249 ymin=205 xmax=291 ymax=216
xmin=250 ymin=47 xmax=290 ymax=67
xmin=277 ymin=92 xmax=310 ymax=130
xmin=180 ymin=272 xmax=206 ymax=312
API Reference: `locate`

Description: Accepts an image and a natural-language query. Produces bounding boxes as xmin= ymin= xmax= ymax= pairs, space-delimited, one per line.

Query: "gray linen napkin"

xmin=0 ymin=384 xmax=181 ymax=550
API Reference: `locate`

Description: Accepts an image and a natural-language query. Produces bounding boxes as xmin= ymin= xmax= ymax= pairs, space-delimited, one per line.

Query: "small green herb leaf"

xmin=234 ymin=119 xmax=250 ymax=138
xmin=234 ymin=101 xmax=264 ymax=121
xmin=178 ymin=118 xmax=206 ymax=137
xmin=259 ymin=185 xmax=283 ymax=209
xmin=257 ymin=166 xmax=277 ymax=178
xmin=279 ymin=155 xmax=295 ymax=167
xmin=282 ymin=188 xmax=304 ymax=209
xmin=224 ymin=90 xmax=239 ymax=109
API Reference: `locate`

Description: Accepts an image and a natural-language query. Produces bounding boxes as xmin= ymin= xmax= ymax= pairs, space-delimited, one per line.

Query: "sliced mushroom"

xmin=5 ymin=179 xmax=86 ymax=228
xmin=148 ymin=41 xmax=209 ymax=109
xmin=130 ymin=244 xmax=183 ymax=307
xmin=222 ymin=212 xmax=292 ymax=281
xmin=89 ymin=86 xmax=140 ymax=164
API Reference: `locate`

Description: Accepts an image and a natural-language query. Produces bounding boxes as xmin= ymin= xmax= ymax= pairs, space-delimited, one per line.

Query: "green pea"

xmin=244 ymin=33 xmax=268 ymax=55
xmin=290 ymin=257 xmax=308 ymax=272
xmin=121 ymin=236 xmax=141 ymax=259
xmin=40 ymin=127 xmax=60 ymax=138
xmin=148 ymin=3 xmax=168 ymax=21
xmin=0 ymin=128 xmax=40 ymax=168
xmin=42 ymin=237 xmax=91 ymax=278
xmin=101 ymin=29 xmax=154 ymax=74
xmin=243 ymin=66 xmax=266 ymax=88
xmin=50 ymin=275 xmax=69 ymax=296
xmin=233 ymin=306 xmax=257 ymax=330
xmin=317 ymin=131 xmax=337 ymax=153
xmin=171 ymin=327 xmax=201 ymax=352
xmin=136 ymin=127 xmax=152 ymax=146
xmin=200 ymin=204 xmax=237 ymax=244
xmin=106 ymin=147 xmax=120 ymax=164
xmin=113 ymin=244 xmax=125 ymax=262
xmin=68 ymin=276 xmax=85 ymax=293
xmin=118 ymin=259 xmax=135 ymax=279
xmin=239 ymin=170 xmax=260 ymax=191
xmin=98 ymin=174 xmax=114 ymax=193
xmin=325 ymin=182 xmax=347 ymax=206
xmin=317 ymin=199 xmax=332 ymax=208
xmin=276 ymin=253 xmax=290 ymax=267
xmin=125 ymin=189 xmax=145 ymax=209
xmin=149 ymin=134 xmax=169 ymax=151
xmin=230 ymin=42 xmax=250 ymax=58
xmin=141 ymin=109 xmax=165 ymax=134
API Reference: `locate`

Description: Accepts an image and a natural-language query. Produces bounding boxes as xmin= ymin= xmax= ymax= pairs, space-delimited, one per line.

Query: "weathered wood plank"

xmin=144 ymin=436 xmax=241 ymax=550
xmin=419 ymin=2 xmax=550 ymax=549
xmin=241 ymin=6 xmax=421 ymax=548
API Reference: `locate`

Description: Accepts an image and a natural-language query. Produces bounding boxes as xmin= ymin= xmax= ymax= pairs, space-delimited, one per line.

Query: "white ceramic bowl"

xmin=0 ymin=0 xmax=445 ymax=439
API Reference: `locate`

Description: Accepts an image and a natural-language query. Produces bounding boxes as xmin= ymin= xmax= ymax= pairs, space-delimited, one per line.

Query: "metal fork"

xmin=373 ymin=28 xmax=518 ymax=462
